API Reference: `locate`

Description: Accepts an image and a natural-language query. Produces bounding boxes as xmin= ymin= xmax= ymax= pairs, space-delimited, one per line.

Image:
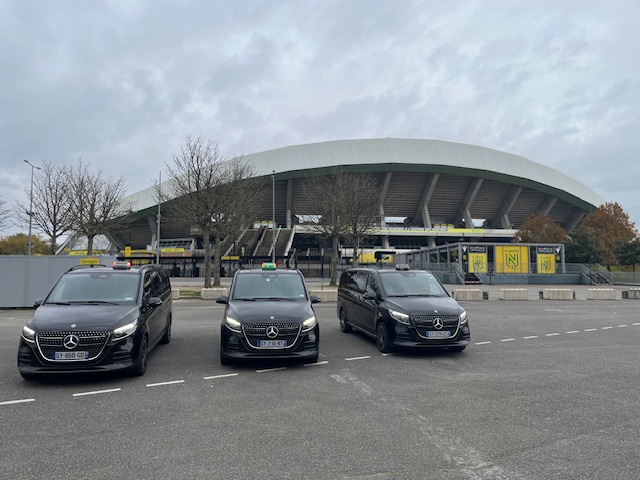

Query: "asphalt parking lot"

xmin=1 ymin=298 xmax=639 ymax=480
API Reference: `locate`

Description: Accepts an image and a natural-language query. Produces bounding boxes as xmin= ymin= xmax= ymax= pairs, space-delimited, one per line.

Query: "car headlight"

xmin=224 ymin=315 xmax=242 ymax=333
xmin=459 ymin=310 xmax=468 ymax=325
xmin=22 ymin=326 xmax=36 ymax=343
xmin=301 ymin=315 xmax=317 ymax=332
xmin=111 ymin=320 xmax=137 ymax=342
xmin=389 ymin=309 xmax=410 ymax=325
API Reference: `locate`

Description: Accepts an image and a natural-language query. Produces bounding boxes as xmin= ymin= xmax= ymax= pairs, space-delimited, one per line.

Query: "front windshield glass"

xmin=232 ymin=272 xmax=307 ymax=300
xmin=46 ymin=272 xmax=140 ymax=304
xmin=379 ymin=271 xmax=447 ymax=297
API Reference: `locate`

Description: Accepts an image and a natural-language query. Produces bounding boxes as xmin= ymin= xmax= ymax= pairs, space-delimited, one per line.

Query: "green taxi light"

xmin=261 ymin=262 xmax=277 ymax=270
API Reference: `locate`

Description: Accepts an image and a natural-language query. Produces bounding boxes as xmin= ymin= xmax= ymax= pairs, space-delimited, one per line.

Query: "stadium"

xmin=65 ymin=138 xmax=604 ymax=281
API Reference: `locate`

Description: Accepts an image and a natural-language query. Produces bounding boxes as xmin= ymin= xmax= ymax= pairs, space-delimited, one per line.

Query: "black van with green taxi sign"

xmin=337 ymin=264 xmax=469 ymax=353
xmin=217 ymin=262 xmax=320 ymax=365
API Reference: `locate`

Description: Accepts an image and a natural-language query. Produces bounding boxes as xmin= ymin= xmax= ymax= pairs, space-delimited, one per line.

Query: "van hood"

xmin=228 ymin=300 xmax=315 ymax=324
xmin=383 ymin=295 xmax=463 ymax=316
xmin=26 ymin=304 xmax=140 ymax=331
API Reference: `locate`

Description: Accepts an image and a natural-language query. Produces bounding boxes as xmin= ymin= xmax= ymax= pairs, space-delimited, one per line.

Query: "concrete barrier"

xmin=587 ymin=288 xmax=616 ymax=300
xmin=171 ymin=288 xmax=180 ymax=300
xmin=622 ymin=288 xmax=640 ymax=299
xmin=539 ymin=289 xmax=575 ymax=300
xmin=309 ymin=289 xmax=337 ymax=302
xmin=201 ymin=287 xmax=228 ymax=300
xmin=499 ymin=288 xmax=528 ymax=300
xmin=452 ymin=289 xmax=485 ymax=301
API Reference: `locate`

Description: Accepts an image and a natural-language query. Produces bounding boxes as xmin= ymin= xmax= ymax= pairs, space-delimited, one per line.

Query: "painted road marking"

xmin=346 ymin=356 xmax=371 ymax=361
xmin=0 ymin=398 xmax=35 ymax=406
xmin=304 ymin=361 xmax=329 ymax=367
xmin=205 ymin=373 xmax=239 ymax=380
xmin=146 ymin=380 xmax=185 ymax=387
xmin=256 ymin=367 xmax=287 ymax=373
xmin=523 ymin=336 xmax=538 ymax=339
xmin=73 ymin=388 xmax=121 ymax=397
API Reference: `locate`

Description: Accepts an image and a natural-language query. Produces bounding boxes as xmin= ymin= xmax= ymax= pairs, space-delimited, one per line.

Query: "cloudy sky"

xmin=1 ymin=0 xmax=639 ymax=234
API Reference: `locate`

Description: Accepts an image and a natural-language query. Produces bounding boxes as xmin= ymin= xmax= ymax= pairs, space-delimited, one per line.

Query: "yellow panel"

xmin=537 ymin=254 xmax=556 ymax=274
xmin=496 ymin=246 xmax=529 ymax=274
xmin=469 ymin=253 xmax=487 ymax=273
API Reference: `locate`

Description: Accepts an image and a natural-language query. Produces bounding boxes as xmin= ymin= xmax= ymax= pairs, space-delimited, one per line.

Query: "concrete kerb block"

xmin=499 ymin=288 xmax=528 ymax=300
xmin=622 ymin=288 xmax=640 ymax=299
xmin=171 ymin=288 xmax=180 ymax=300
xmin=587 ymin=288 xmax=616 ymax=300
xmin=452 ymin=289 xmax=485 ymax=301
xmin=539 ymin=288 xmax=575 ymax=300
xmin=201 ymin=287 xmax=228 ymax=300
xmin=309 ymin=289 xmax=337 ymax=302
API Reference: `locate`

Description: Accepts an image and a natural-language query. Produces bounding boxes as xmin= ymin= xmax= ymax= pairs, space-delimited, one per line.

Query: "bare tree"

xmin=14 ymin=161 xmax=75 ymax=254
xmin=0 ymin=196 xmax=10 ymax=233
xmin=67 ymin=159 xmax=131 ymax=255
xmin=302 ymin=170 xmax=382 ymax=285
xmin=163 ymin=136 xmax=262 ymax=287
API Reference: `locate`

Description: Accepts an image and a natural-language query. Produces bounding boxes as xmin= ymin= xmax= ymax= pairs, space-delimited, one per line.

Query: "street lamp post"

xmin=271 ymin=170 xmax=276 ymax=264
xmin=23 ymin=159 xmax=41 ymax=256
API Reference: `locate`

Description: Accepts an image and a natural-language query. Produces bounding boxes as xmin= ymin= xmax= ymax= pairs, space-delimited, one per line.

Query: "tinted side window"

xmin=340 ymin=271 xmax=360 ymax=292
xmin=143 ymin=272 xmax=153 ymax=303
xmin=365 ymin=273 xmax=378 ymax=296
xmin=354 ymin=271 xmax=368 ymax=292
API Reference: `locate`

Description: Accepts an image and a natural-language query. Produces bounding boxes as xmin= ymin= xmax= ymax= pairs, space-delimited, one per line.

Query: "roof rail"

xmin=67 ymin=264 xmax=108 ymax=272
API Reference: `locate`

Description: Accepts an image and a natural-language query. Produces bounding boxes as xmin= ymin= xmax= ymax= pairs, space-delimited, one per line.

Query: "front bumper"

xmin=391 ymin=323 xmax=471 ymax=349
xmin=220 ymin=324 xmax=319 ymax=361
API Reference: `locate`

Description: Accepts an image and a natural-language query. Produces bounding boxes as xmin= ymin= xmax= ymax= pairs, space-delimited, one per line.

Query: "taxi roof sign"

xmin=261 ymin=262 xmax=277 ymax=270
xmin=113 ymin=260 xmax=132 ymax=270
xmin=395 ymin=263 xmax=410 ymax=270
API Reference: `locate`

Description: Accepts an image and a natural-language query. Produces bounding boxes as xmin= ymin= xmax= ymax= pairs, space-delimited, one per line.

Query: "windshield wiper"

xmin=71 ymin=300 xmax=118 ymax=305
xmin=46 ymin=301 xmax=71 ymax=305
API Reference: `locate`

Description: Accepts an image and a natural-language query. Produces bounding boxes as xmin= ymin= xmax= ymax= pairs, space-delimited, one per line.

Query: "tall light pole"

xmin=272 ymin=170 xmax=276 ymax=264
xmin=23 ymin=159 xmax=41 ymax=256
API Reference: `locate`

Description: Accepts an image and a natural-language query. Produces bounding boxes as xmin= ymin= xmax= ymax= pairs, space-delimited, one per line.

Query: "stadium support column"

xmin=286 ymin=179 xmax=292 ymax=229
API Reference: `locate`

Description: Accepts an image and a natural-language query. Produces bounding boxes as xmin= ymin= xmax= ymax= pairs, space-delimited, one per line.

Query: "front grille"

xmin=242 ymin=323 xmax=301 ymax=349
xmin=411 ymin=315 xmax=460 ymax=339
xmin=36 ymin=330 xmax=110 ymax=362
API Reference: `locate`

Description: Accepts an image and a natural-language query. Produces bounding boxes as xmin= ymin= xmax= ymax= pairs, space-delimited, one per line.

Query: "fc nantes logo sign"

xmin=496 ymin=246 xmax=529 ymax=274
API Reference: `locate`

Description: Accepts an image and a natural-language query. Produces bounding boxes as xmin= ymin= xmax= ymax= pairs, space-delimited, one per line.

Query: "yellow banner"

xmin=79 ymin=257 xmax=100 ymax=265
xmin=469 ymin=253 xmax=487 ymax=273
xmin=496 ymin=246 xmax=529 ymax=274
xmin=537 ymin=254 xmax=556 ymax=274
xmin=161 ymin=248 xmax=185 ymax=253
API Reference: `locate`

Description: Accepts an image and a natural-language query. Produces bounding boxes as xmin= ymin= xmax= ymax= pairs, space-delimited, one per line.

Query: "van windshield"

xmin=232 ymin=273 xmax=307 ymax=300
xmin=379 ymin=271 xmax=447 ymax=297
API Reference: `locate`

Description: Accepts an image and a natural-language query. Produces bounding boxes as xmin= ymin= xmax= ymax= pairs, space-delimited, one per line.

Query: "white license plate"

xmin=426 ymin=331 xmax=450 ymax=338
xmin=54 ymin=351 xmax=89 ymax=360
xmin=257 ymin=340 xmax=287 ymax=348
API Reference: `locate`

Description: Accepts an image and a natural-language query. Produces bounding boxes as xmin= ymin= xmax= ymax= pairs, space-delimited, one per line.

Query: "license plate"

xmin=257 ymin=340 xmax=287 ymax=348
xmin=54 ymin=351 xmax=89 ymax=360
xmin=426 ymin=331 xmax=450 ymax=338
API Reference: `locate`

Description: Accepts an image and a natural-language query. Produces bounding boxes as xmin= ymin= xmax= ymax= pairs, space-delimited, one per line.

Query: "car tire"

xmin=450 ymin=346 xmax=466 ymax=353
xmin=376 ymin=322 xmax=393 ymax=353
xmin=339 ymin=307 xmax=353 ymax=333
xmin=160 ymin=314 xmax=172 ymax=344
xmin=131 ymin=335 xmax=148 ymax=376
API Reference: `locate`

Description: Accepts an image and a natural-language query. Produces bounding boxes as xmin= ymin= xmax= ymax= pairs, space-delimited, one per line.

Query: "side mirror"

xmin=216 ymin=295 xmax=229 ymax=304
xmin=364 ymin=291 xmax=377 ymax=301
xmin=310 ymin=294 xmax=321 ymax=304
xmin=148 ymin=296 xmax=163 ymax=307
xmin=34 ymin=298 xmax=43 ymax=308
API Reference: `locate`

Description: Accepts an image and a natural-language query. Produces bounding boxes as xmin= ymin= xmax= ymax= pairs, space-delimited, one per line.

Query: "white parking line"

xmin=256 ymin=367 xmax=287 ymax=373
xmin=345 ymin=356 xmax=371 ymax=361
xmin=204 ymin=373 xmax=239 ymax=380
xmin=618 ymin=325 xmax=627 ymax=328
xmin=146 ymin=380 xmax=185 ymax=387
xmin=474 ymin=341 xmax=491 ymax=345
xmin=0 ymin=398 xmax=35 ymax=406
xmin=303 ymin=361 xmax=329 ymax=367
xmin=381 ymin=353 xmax=396 ymax=356
xmin=584 ymin=328 xmax=597 ymax=332
xmin=601 ymin=326 xmax=613 ymax=330
xmin=73 ymin=388 xmax=121 ymax=397
xmin=566 ymin=331 xmax=579 ymax=334
xmin=500 ymin=338 xmax=515 ymax=342
xmin=523 ymin=335 xmax=538 ymax=339
xmin=633 ymin=323 xmax=640 ymax=326
xmin=545 ymin=333 xmax=560 ymax=337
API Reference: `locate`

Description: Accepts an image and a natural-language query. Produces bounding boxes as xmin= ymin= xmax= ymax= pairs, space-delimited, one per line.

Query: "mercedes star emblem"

xmin=433 ymin=318 xmax=444 ymax=330
xmin=266 ymin=326 xmax=279 ymax=338
xmin=63 ymin=334 xmax=80 ymax=350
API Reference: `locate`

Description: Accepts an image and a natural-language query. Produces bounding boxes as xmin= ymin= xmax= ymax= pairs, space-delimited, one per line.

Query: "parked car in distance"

xmin=217 ymin=263 xmax=320 ymax=365
xmin=17 ymin=261 xmax=172 ymax=380
xmin=337 ymin=265 xmax=469 ymax=353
